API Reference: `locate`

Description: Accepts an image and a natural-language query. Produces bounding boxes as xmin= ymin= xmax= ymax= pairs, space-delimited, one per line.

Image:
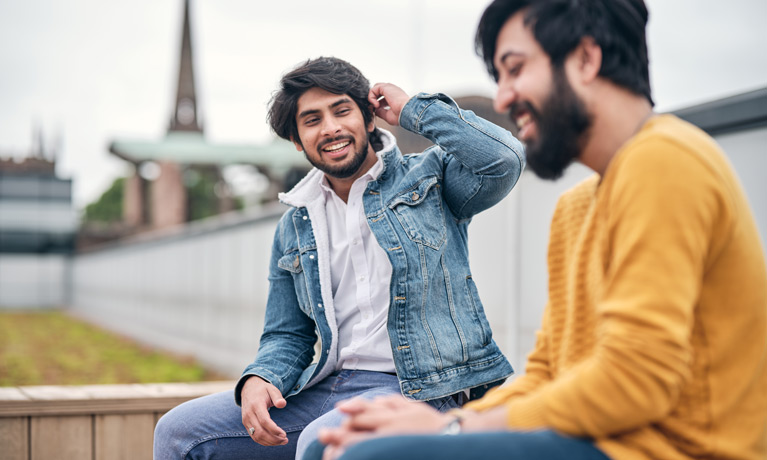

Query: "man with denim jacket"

xmin=153 ymin=56 xmax=524 ymax=460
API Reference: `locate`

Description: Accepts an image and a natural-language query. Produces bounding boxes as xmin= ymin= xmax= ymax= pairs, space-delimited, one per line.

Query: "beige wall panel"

xmin=0 ymin=417 xmax=29 ymax=460
xmin=30 ymin=415 xmax=92 ymax=460
xmin=95 ymin=413 xmax=154 ymax=460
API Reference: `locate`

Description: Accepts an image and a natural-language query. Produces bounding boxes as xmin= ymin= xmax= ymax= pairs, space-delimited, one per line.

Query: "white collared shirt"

xmin=319 ymin=156 xmax=395 ymax=372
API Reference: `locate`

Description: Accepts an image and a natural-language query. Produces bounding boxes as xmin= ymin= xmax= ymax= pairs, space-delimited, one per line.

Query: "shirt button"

xmin=303 ymin=216 xmax=308 ymax=220
xmin=352 ymin=239 xmax=358 ymax=245
xmin=318 ymin=303 xmax=323 ymax=308
xmin=359 ymin=276 xmax=365 ymax=281
xmin=309 ymin=255 xmax=315 ymax=260
xmin=412 ymin=192 xmax=420 ymax=201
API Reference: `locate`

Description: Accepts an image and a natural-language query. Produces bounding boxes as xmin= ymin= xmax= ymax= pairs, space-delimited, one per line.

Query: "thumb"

xmin=267 ymin=385 xmax=287 ymax=408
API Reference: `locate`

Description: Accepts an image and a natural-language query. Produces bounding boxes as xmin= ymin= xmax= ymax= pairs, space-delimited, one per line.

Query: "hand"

xmin=368 ymin=83 xmax=411 ymax=126
xmin=318 ymin=395 xmax=452 ymax=460
xmin=240 ymin=376 xmax=288 ymax=446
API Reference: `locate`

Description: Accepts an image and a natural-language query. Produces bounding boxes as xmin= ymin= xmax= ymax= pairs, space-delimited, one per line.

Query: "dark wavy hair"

xmin=267 ymin=57 xmax=375 ymax=146
xmin=475 ymin=0 xmax=653 ymax=105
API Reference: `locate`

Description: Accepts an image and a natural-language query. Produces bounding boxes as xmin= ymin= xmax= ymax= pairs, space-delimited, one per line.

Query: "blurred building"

xmin=0 ymin=155 xmax=76 ymax=254
xmin=0 ymin=140 xmax=76 ymax=308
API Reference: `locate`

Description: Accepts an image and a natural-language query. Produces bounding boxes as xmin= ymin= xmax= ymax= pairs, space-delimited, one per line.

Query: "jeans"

xmin=303 ymin=429 xmax=611 ymax=460
xmin=153 ymin=370 xmax=461 ymax=460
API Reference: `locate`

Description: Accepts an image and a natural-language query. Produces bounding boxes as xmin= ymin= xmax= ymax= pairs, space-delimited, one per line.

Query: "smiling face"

xmin=293 ymin=87 xmax=376 ymax=182
xmin=493 ymin=11 xmax=592 ymax=180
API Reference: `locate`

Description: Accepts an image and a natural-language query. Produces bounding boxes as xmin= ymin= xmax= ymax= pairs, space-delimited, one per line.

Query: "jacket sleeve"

xmin=398 ymin=93 xmax=525 ymax=221
xmin=234 ymin=217 xmax=317 ymax=405
xmin=478 ymin=137 xmax=726 ymax=437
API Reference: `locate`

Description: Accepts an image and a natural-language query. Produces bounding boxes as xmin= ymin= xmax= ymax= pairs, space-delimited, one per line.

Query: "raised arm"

xmin=369 ymin=83 xmax=525 ymax=220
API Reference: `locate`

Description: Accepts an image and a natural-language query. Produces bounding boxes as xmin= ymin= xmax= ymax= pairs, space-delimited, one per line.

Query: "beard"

xmin=511 ymin=67 xmax=593 ymax=180
xmin=305 ymin=133 xmax=371 ymax=179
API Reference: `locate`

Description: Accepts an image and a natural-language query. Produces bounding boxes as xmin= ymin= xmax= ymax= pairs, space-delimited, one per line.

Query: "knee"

xmin=301 ymin=440 xmax=326 ymax=460
xmin=296 ymin=423 xmax=321 ymax=460
xmin=154 ymin=407 xmax=182 ymax=441
xmin=153 ymin=405 xmax=194 ymax=459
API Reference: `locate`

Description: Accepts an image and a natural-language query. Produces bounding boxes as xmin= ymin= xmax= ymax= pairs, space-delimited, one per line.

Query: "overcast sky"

xmin=1 ymin=0 xmax=765 ymax=209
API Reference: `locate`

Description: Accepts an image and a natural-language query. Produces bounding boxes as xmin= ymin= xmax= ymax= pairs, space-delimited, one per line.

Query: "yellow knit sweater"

xmin=467 ymin=115 xmax=767 ymax=459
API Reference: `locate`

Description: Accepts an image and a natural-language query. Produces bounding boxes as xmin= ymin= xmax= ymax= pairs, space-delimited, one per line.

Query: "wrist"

xmin=439 ymin=409 xmax=466 ymax=435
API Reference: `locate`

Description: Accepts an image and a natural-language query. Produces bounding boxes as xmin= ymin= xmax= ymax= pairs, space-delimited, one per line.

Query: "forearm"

xmin=399 ymin=93 xmax=525 ymax=218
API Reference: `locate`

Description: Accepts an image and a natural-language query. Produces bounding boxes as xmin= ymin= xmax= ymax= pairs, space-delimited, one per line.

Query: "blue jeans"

xmin=302 ymin=430 xmax=611 ymax=460
xmin=154 ymin=370 xmax=461 ymax=460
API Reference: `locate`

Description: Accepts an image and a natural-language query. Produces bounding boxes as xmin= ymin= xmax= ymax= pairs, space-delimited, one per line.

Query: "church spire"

xmin=169 ymin=0 xmax=202 ymax=133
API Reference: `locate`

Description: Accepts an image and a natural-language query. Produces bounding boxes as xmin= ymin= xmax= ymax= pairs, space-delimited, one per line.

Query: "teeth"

xmin=516 ymin=113 xmax=531 ymax=130
xmin=324 ymin=141 xmax=350 ymax=152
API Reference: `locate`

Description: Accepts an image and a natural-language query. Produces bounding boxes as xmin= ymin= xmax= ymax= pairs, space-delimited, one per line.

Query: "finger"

xmin=266 ymin=385 xmax=287 ymax=409
xmin=368 ymin=84 xmax=384 ymax=106
xmin=335 ymin=397 xmax=373 ymax=414
xmin=323 ymin=444 xmax=346 ymax=460
xmin=250 ymin=423 xmax=289 ymax=446
xmin=370 ymin=83 xmax=394 ymax=105
xmin=254 ymin=404 xmax=287 ymax=438
xmin=378 ymin=394 xmax=411 ymax=408
xmin=317 ymin=427 xmax=346 ymax=446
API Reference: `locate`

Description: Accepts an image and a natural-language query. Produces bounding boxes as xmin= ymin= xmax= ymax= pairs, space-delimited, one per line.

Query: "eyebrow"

xmin=297 ymin=97 xmax=354 ymax=120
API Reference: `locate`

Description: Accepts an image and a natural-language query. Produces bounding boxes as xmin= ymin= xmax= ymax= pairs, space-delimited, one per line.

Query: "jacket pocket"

xmin=388 ymin=176 xmax=446 ymax=250
xmin=277 ymin=251 xmax=313 ymax=318
xmin=277 ymin=252 xmax=303 ymax=274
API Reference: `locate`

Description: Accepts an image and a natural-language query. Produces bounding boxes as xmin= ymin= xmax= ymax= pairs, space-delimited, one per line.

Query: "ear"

xmin=291 ymin=137 xmax=304 ymax=152
xmin=367 ymin=106 xmax=376 ymax=132
xmin=569 ymin=36 xmax=602 ymax=84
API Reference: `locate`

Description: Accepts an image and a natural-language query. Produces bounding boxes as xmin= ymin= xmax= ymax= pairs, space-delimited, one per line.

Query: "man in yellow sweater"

xmin=302 ymin=0 xmax=767 ymax=459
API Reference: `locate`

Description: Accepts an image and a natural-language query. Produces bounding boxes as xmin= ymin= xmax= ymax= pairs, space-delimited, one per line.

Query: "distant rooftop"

xmin=109 ymin=132 xmax=307 ymax=173
xmin=674 ymin=86 xmax=767 ymax=135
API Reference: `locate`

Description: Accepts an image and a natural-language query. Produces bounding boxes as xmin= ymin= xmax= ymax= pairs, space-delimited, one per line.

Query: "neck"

xmin=325 ymin=145 xmax=378 ymax=203
xmin=578 ymin=85 xmax=654 ymax=176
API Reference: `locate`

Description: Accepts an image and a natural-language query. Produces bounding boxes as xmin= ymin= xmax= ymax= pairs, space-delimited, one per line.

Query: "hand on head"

xmin=368 ymin=83 xmax=410 ymax=126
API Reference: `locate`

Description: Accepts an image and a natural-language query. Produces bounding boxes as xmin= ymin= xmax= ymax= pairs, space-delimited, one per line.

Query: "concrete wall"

xmin=0 ymin=254 xmax=70 ymax=308
xmin=714 ymin=127 xmax=767 ymax=255
xmin=69 ymin=208 xmax=282 ymax=377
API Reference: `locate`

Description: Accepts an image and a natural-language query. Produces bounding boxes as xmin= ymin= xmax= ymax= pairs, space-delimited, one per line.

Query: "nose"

xmin=493 ymin=79 xmax=516 ymax=114
xmin=320 ymin=117 xmax=342 ymax=137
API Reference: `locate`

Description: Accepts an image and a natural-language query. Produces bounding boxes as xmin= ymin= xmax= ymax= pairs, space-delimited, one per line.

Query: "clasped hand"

xmin=318 ymin=395 xmax=453 ymax=460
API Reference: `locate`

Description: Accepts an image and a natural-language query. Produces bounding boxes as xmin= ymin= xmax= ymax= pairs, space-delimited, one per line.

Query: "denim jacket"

xmin=236 ymin=93 xmax=525 ymax=404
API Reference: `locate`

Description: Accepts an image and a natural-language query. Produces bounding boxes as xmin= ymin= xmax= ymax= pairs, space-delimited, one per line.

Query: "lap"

xmin=154 ymin=370 xmax=406 ymax=460
xmin=305 ymin=430 xmax=610 ymax=460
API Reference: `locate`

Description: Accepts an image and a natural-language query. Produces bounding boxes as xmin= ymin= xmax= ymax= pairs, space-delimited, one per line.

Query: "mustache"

xmin=317 ymin=135 xmax=354 ymax=151
xmin=508 ymin=101 xmax=538 ymax=124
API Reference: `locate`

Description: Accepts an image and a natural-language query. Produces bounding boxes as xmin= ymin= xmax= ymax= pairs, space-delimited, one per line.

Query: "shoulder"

xmin=609 ymin=115 xmax=729 ymax=184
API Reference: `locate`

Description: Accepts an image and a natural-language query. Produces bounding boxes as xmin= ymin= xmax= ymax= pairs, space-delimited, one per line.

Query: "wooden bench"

xmin=0 ymin=381 xmax=235 ymax=460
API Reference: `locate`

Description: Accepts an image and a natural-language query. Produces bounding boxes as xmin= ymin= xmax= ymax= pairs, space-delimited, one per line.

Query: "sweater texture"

xmin=466 ymin=115 xmax=767 ymax=459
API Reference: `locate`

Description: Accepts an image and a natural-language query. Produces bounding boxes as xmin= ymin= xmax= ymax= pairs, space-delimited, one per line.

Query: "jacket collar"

xmin=279 ymin=128 xmax=399 ymax=209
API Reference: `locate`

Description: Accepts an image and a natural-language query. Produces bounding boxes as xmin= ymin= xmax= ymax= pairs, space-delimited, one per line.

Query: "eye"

xmin=336 ymin=108 xmax=351 ymax=116
xmin=508 ymin=62 xmax=523 ymax=77
xmin=304 ymin=117 xmax=319 ymax=126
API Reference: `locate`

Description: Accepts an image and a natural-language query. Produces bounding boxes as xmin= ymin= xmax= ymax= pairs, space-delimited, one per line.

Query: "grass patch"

xmin=0 ymin=311 xmax=228 ymax=386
